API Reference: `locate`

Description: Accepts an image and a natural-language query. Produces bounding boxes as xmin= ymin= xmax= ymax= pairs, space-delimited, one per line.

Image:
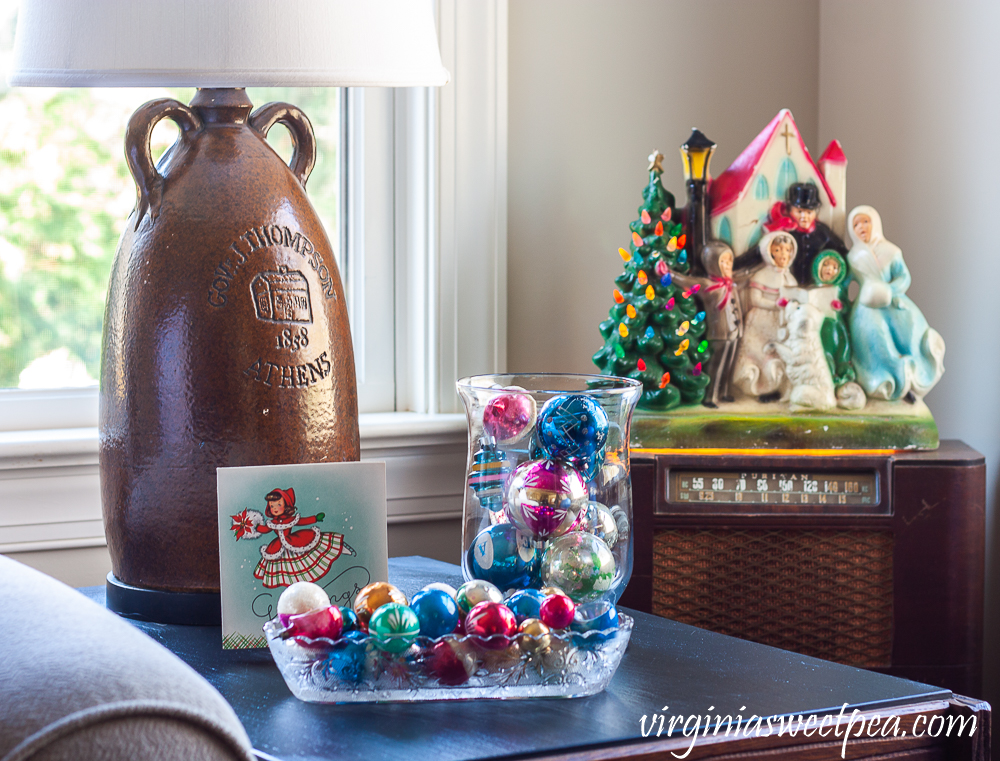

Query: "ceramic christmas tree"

xmin=594 ymin=112 xmax=945 ymax=450
xmin=592 ymin=152 xmax=711 ymax=410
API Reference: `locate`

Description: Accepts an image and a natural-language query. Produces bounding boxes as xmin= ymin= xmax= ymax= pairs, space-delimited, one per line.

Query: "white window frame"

xmin=0 ymin=0 xmax=507 ymax=555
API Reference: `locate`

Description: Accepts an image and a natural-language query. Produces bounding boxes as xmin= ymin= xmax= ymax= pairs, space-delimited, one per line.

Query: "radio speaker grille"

xmin=652 ymin=529 xmax=893 ymax=667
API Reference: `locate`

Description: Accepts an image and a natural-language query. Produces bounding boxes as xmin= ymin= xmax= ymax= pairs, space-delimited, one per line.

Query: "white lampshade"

xmin=8 ymin=0 xmax=450 ymax=88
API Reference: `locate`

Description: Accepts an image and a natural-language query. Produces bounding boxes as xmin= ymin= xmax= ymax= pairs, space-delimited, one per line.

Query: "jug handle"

xmin=248 ymin=103 xmax=317 ymax=188
xmin=125 ymin=99 xmax=202 ymax=230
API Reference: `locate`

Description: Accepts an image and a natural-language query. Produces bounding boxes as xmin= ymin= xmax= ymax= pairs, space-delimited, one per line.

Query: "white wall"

xmin=509 ymin=0 xmax=999 ymax=711
xmin=819 ymin=0 xmax=1000 ymax=710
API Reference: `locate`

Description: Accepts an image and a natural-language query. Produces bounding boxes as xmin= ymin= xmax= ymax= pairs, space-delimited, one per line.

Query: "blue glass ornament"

xmin=660 ymin=273 xmax=672 ymax=286
xmin=409 ymin=589 xmax=460 ymax=640
xmin=467 ymin=523 xmax=540 ymax=590
xmin=678 ymin=249 xmax=688 ymax=264
xmin=339 ymin=606 xmax=360 ymax=634
xmin=693 ymin=311 xmax=706 ymax=324
xmin=536 ymin=394 xmax=609 ymax=466
xmin=571 ymin=600 xmax=619 ymax=647
xmin=644 ymin=326 xmax=655 ymax=340
xmin=505 ymin=589 xmax=547 ymax=623
xmin=467 ymin=443 xmax=511 ymax=512
xmin=321 ymin=630 xmax=368 ymax=685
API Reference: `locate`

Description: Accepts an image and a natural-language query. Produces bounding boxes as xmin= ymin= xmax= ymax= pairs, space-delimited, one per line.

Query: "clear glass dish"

xmin=263 ymin=613 xmax=633 ymax=703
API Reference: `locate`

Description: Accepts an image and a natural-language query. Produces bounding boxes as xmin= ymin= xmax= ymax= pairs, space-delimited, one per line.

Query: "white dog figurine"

xmin=766 ymin=302 xmax=837 ymax=412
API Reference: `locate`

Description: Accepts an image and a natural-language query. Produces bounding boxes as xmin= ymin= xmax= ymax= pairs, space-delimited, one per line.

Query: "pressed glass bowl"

xmin=263 ymin=614 xmax=633 ymax=703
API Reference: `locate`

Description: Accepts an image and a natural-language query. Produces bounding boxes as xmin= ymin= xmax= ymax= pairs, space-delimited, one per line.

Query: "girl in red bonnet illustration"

xmin=230 ymin=487 xmax=355 ymax=588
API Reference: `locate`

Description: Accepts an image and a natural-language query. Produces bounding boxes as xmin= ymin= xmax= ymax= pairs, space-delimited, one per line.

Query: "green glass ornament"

xmin=369 ymin=603 xmax=420 ymax=654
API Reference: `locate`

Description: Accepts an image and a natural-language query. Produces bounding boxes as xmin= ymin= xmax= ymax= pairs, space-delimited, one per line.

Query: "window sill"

xmin=0 ymin=412 xmax=468 ymax=553
xmin=0 ymin=412 xmax=466 ymax=470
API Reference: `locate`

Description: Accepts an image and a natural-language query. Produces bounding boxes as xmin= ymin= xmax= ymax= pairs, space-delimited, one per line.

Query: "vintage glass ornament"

xmin=542 ymin=532 xmax=617 ymax=602
xmin=540 ymin=585 xmax=567 ymax=598
xmin=464 ymin=601 xmax=517 ymax=650
xmin=573 ymin=501 xmax=619 ymax=549
xmin=536 ymin=394 xmax=609 ymax=465
xmin=284 ymin=605 xmax=343 ymax=642
xmin=571 ymin=600 xmax=619 ymax=646
xmin=421 ymin=582 xmax=458 ymax=600
xmin=505 ymin=459 xmax=588 ymax=540
xmin=467 ymin=444 xmax=512 ymax=512
xmin=505 ymin=589 xmax=547 ymax=624
xmin=455 ymin=579 xmax=504 ymax=616
xmin=466 ymin=524 xmax=539 ymax=590
xmin=423 ymin=638 xmax=477 ymax=686
xmin=483 ymin=392 xmax=537 ymax=445
xmin=409 ymin=589 xmax=460 ymax=640
xmin=277 ymin=581 xmax=330 ymax=626
xmin=516 ymin=618 xmax=553 ymax=656
xmin=339 ymin=606 xmax=360 ymax=634
xmin=369 ymin=603 xmax=421 ymax=654
xmin=353 ymin=582 xmax=408 ymax=630
xmin=321 ymin=630 xmax=368 ymax=686
xmin=539 ymin=593 xmax=576 ymax=629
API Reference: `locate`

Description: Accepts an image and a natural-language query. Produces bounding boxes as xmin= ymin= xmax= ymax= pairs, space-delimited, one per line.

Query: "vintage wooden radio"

xmin=621 ymin=441 xmax=985 ymax=698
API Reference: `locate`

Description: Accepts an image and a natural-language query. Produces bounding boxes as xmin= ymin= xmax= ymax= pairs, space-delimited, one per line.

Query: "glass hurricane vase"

xmin=456 ymin=374 xmax=642 ymax=603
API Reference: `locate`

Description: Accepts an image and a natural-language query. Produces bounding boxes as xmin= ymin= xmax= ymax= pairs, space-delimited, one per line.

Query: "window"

xmin=0 ymin=0 xmax=508 ymax=556
xmin=754 ymin=173 xmax=769 ymax=200
xmin=776 ymin=157 xmax=798 ymax=201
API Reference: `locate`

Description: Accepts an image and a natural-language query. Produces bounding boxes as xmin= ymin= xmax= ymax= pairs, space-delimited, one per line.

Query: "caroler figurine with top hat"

xmin=593 ymin=109 xmax=945 ymax=449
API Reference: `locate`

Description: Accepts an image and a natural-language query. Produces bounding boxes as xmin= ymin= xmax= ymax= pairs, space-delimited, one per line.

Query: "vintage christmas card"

xmin=217 ymin=461 xmax=388 ymax=649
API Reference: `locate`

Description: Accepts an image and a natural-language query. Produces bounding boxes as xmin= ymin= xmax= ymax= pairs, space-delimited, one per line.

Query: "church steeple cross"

xmin=781 ymin=124 xmax=795 ymax=155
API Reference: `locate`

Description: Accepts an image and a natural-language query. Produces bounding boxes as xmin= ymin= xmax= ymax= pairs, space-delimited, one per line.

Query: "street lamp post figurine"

xmin=593 ymin=109 xmax=945 ymax=450
xmin=680 ymin=129 xmax=716 ymax=277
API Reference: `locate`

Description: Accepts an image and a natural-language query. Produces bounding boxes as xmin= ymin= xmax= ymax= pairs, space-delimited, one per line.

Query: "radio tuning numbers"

xmin=692 ymin=477 xmax=704 ymax=489
xmin=275 ymin=327 xmax=309 ymax=351
xmin=803 ymin=480 xmax=818 ymax=493
xmin=756 ymin=478 xmax=768 ymax=492
xmin=779 ymin=479 xmax=793 ymax=492
xmin=712 ymin=478 xmax=724 ymax=490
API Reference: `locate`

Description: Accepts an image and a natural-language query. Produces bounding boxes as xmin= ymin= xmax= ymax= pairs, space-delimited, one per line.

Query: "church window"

xmin=747 ymin=221 xmax=764 ymax=250
xmin=776 ymin=157 xmax=798 ymax=200
xmin=718 ymin=216 xmax=732 ymax=245
xmin=754 ymin=174 xmax=769 ymax=200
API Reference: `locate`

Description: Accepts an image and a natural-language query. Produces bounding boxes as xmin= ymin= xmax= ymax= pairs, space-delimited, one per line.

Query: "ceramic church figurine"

xmin=593 ymin=109 xmax=946 ymax=450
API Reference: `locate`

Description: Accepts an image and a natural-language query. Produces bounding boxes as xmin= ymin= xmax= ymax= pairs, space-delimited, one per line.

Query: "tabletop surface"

xmin=81 ymin=557 xmax=952 ymax=761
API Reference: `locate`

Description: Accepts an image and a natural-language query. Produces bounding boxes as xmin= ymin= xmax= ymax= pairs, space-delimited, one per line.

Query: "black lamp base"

xmin=105 ymin=573 xmax=221 ymax=626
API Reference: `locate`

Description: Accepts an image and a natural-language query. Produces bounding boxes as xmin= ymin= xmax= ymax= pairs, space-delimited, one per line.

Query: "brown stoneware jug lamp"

xmin=9 ymin=0 xmax=449 ymax=623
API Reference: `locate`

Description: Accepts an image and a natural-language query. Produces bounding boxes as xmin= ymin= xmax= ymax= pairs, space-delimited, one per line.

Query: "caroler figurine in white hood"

xmin=846 ymin=205 xmax=945 ymax=402
xmin=732 ymin=230 xmax=798 ymax=402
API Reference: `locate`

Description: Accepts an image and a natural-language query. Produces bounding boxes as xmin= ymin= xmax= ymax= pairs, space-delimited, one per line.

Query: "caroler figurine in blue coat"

xmin=845 ymin=205 xmax=945 ymax=402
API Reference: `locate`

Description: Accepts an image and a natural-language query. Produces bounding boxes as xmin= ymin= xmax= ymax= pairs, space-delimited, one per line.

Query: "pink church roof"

xmin=819 ymin=139 xmax=847 ymax=165
xmin=709 ymin=109 xmax=838 ymax=214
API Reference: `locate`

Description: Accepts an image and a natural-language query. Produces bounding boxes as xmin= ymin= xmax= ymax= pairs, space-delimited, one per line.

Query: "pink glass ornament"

xmin=505 ymin=459 xmax=588 ymax=540
xmin=539 ymin=593 xmax=576 ymax=629
xmin=483 ymin=392 xmax=537 ymax=445
xmin=655 ymin=260 xmax=669 ymax=277
xmin=285 ymin=605 xmax=344 ymax=642
xmin=464 ymin=601 xmax=517 ymax=650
